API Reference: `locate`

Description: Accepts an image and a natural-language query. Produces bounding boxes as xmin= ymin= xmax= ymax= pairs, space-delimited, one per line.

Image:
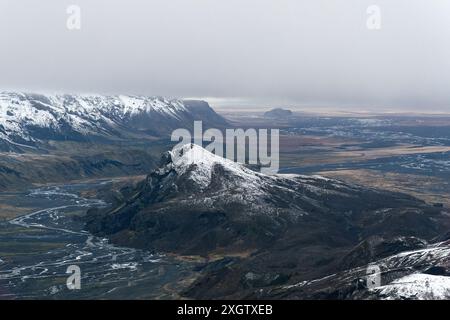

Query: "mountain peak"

xmin=86 ymin=141 xmax=445 ymax=259
xmin=166 ymin=143 xmax=261 ymax=190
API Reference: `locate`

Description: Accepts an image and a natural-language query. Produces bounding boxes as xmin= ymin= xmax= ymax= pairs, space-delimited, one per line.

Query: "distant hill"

xmin=264 ymin=108 xmax=293 ymax=119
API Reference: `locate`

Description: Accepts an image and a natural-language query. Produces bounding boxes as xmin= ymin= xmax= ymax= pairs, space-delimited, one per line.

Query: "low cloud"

xmin=0 ymin=0 xmax=449 ymax=111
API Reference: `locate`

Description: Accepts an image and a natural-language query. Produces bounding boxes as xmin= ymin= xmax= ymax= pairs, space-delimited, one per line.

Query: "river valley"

xmin=0 ymin=180 xmax=197 ymax=299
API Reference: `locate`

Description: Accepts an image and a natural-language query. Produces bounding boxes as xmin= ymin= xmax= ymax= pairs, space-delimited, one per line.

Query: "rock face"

xmin=264 ymin=108 xmax=293 ymax=119
xmin=85 ymin=144 xmax=450 ymax=299
xmin=0 ymin=92 xmax=227 ymax=151
xmin=262 ymin=240 xmax=450 ymax=300
xmin=338 ymin=236 xmax=428 ymax=270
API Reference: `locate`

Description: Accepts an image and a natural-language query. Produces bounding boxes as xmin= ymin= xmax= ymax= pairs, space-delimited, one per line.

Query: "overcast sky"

xmin=1 ymin=0 xmax=450 ymax=111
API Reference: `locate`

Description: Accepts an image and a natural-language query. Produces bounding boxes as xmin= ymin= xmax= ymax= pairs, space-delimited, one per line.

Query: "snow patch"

xmin=376 ymin=273 xmax=450 ymax=300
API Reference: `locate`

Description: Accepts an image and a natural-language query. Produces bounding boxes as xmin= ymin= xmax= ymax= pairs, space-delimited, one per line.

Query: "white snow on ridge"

xmin=166 ymin=144 xmax=337 ymax=207
xmin=169 ymin=143 xmax=263 ymax=189
xmin=164 ymin=144 xmax=313 ymax=217
xmin=376 ymin=273 xmax=450 ymax=300
xmin=383 ymin=244 xmax=450 ymax=267
xmin=118 ymin=95 xmax=187 ymax=119
xmin=0 ymin=93 xmax=59 ymax=139
xmin=0 ymin=92 xmax=188 ymax=140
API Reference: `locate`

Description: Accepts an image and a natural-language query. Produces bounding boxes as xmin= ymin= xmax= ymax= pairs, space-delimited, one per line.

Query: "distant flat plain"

xmin=221 ymin=109 xmax=450 ymax=209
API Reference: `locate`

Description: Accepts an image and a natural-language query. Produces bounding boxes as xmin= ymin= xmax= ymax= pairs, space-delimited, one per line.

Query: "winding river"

xmin=0 ymin=180 xmax=196 ymax=299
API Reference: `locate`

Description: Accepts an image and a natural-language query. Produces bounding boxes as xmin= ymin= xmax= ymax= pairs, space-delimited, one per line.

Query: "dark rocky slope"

xmin=84 ymin=144 xmax=450 ymax=299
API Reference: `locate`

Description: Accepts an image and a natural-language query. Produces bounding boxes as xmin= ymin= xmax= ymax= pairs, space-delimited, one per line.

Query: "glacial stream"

xmin=0 ymin=180 xmax=196 ymax=299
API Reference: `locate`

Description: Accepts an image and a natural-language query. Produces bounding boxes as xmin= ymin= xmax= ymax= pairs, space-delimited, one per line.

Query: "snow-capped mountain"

xmin=0 ymin=92 xmax=227 ymax=150
xmin=85 ymin=144 xmax=447 ymax=260
xmin=143 ymin=143 xmax=384 ymax=218
xmin=83 ymin=144 xmax=450 ymax=299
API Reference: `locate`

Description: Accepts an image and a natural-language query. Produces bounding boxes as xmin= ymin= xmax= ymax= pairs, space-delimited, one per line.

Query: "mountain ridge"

xmin=0 ymin=92 xmax=227 ymax=151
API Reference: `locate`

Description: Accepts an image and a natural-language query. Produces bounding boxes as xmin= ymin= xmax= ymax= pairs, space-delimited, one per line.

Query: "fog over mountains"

xmin=2 ymin=1 xmax=450 ymax=111
xmin=1 ymin=0 xmax=450 ymax=302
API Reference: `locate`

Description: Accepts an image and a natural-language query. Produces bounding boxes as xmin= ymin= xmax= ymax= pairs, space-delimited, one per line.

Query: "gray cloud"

xmin=1 ymin=0 xmax=449 ymax=111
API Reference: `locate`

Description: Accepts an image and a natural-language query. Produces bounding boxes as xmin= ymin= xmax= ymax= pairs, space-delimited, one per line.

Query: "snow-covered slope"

xmin=266 ymin=239 xmax=450 ymax=300
xmin=85 ymin=144 xmax=440 ymax=256
xmin=150 ymin=143 xmax=365 ymax=218
xmin=0 ymin=92 xmax=226 ymax=148
xmin=370 ymin=242 xmax=450 ymax=300
xmin=376 ymin=273 xmax=450 ymax=300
